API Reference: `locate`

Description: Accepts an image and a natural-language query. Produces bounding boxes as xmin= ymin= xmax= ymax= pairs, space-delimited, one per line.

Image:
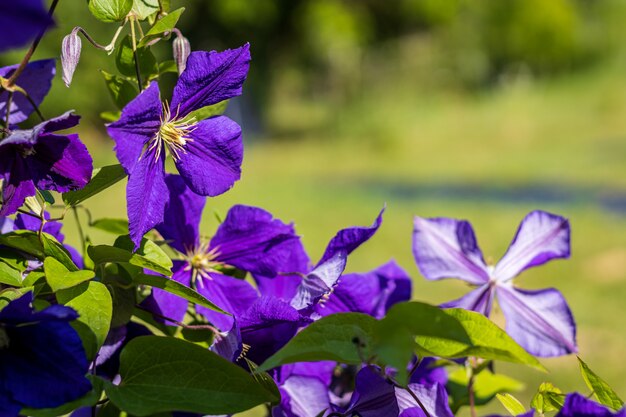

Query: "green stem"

xmin=129 ymin=17 xmax=143 ymax=91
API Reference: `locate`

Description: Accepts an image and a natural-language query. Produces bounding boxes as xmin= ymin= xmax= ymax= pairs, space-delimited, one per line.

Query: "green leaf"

xmin=101 ymin=71 xmax=138 ymax=110
xmin=373 ymin=301 xmax=472 ymax=384
xmin=158 ymin=60 xmax=178 ymax=74
xmin=91 ymin=218 xmax=129 ymax=235
xmin=57 ymin=281 xmax=113 ymax=359
xmin=0 ymin=260 xmax=23 ymax=287
xmin=0 ymin=248 xmax=28 ymax=272
xmin=22 ymin=375 xmax=104 ymax=417
xmin=131 ymin=0 xmax=160 ymax=20
xmin=496 ymin=393 xmax=526 ymax=416
xmin=103 ymin=336 xmax=279 ymax=415
xmin=447 ymin=368 xmax=525 ymax=412
xmin=138 ymin=8 xmax=185 ymax=47
xmin=531 ymin=382 xmax=566 ymax=414
xmin=259 ymin=313 xmax=377 ymax=372
xmin=44 ymin=257 xmax=95 ymax=291
xmin=89 ymin=235 xmax=173 ymax=276
xmin=38 ymin=190 xmax=55 ymax=205
xmin=100 ymin=110 xmax=121 ymax=122
xmin=187 ymin=100 xmax=229 ymax=122
xmin=41 ymin=233 xmax=79 ymax=271
xmin=132 ymin=272 xmax=226 ymax=315
xmin=578 ymin=357 xmax=624 ymax=410
xmin=416 ymin=309 xmax=545 ymax=371
xmin=89 ymin=0 xmax=133 ymax=22
xmin=63 ymin=165 xmax=127 ymax=207
xmin=0 ymin=231 xmax=77 ymax=271
xmin=115 ymin=35 xmax=158 ymax=80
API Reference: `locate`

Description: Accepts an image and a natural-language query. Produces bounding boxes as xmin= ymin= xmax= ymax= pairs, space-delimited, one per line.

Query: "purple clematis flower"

xmin=272 ymin=362 xmax=335 ymax=417
xmin=0 ymin=111 xmax=93 ymax=216
xmin=555 ymin=394 xmax=626 ymax=417
xmin=331 ymin=366 xmax=400 ymax=417
xmin=396 ymin=381 xmax=454 ymax=417
xmin=486 ymin=412 xmax=534 ymax=417
xmin=0 ymin=59 xmax=56 ymax=125
xmin=412 ymin=210 xmax=576 ymax=357
xmin=0 ymin=0 xmax=53 ymax=52
xmin=106 ymin=44 xmax=251 ymax=249
xmin=0 ymin=292 xmax=91 ymax=416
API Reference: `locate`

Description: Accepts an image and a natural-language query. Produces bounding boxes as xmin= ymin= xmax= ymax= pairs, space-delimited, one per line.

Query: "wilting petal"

xmin=441 ymin=284 xmax=494 ymax=316
xmin=317 ymin=260 xmax=412 ymax=319
xmin=396 ymin=383 xmax=454 ymax=417
xmin=0 ymin=0 xmax=53 ymax=52
xmin=556 ymin=393 xmax=625 ymax=417
xmin=290 ymin=251 xmax=347 ymax=311
xmin=195 ymin=272 xmax=259 ymax=331
xmin=494 ymin=210 xmax=570 ymax=282
xmin=341 ymin=366 xmax=399 ymax=417
xmin=496 ymin=285 xmax=577 ymax=357
xmin=170 ymin=44 xmax=251 ymax=117
xmin=175 ymin=115 xmax=242 ymax=196
xmin=317 ymin=207 xmax=384 ymax=266
xmin=0 ymin=59 xmax=55 ymax=124
xmin=273 ymin=375 xmax=331 ymax=417
xmin=210 ymin=205 xmax=299 ymax=277
xmin=254 ymin=238 xmax=310 ymax=301
xmin=146 ymin=261 xmax=192 ymax=323
xmin=239 ymin=296 xmax=312 ymax=365
xmin=126 ymin=148 xmax=168 ymax=249
xmin=107 ymin=81 xmax=162 ymax=173
xmin=157 ymin=174 xmax=205 ymax=253
xmin=0 ymin=159 xmax=36 ymax=216
xmin=412 ymin=216 xmax=489 ymax=285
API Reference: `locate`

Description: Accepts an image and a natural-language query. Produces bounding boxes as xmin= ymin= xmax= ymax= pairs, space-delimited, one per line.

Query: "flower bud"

xmin=61 ymin=29 xmax=82 ymax=87
xmin=173 ymin=35 xmax=191 ymax=75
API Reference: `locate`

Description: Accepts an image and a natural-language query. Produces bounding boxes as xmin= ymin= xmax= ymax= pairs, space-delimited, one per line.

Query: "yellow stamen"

xmin=146 ymin=101 xmax=196 ymax=162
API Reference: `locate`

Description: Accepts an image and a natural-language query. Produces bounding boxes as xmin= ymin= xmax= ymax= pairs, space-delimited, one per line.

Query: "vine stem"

xmin=6 ymin=0 xmax=60 ymax=87
xmin=468 ymin=359 xmax=478 ymax=417
xmin=72 ymin=206 xmax=86 ymax=256
xmin=129 ymin=17 xmax=143 ymax=91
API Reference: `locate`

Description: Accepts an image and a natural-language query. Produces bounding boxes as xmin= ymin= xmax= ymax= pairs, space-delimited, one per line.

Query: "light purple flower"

xmin=0 ymin=0 xmax=53 ymax=52
xmin=106 ymin=44 xmax=251 ymax=249
xmin=0 ymin=59 xmax=56 ymax=125
xmin=0 ymin=112 xmax=93 ymax=216
xmin=412 ymin=210 xmax=576 ymax=357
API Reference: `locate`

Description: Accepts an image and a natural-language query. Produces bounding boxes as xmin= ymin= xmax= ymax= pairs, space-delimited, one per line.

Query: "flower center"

xmin=147 ymin=101 xmax=196 ymax=162
xmin=184 ymin=242 xmax=224 ymax=280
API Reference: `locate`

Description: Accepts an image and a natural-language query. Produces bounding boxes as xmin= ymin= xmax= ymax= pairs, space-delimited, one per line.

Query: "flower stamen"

xmin=146 ymin=101 xmax=196 ymax=162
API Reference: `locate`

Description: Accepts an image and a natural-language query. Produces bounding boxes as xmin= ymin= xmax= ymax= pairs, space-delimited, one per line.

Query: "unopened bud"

xmin=173 ymin=34 xmax=191 ymax=75
xmin=61 ymin=28 xmax=82 ymax=87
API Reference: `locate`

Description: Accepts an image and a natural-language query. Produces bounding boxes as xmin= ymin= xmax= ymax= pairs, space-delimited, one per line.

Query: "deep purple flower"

xmin=0 ymin=292 xmax=91 ymax=415
xmin=106 ymin=45 xmax=251 ymax=248
xmin=0 ymin=59 xmax=56 ymax=125
xmin=396 ymin=382 xmax=454 ymax=417
xmin=332 ymin=366 xmax=399 ymax=417
xmin=412 ymin=210 xmax=576 ymax=357
xmin=315 ymin=260 xmax=411 ymax=319
xmin=0 ymin=0 xmax=53 ymax=52
xmin=486 ymin=412 xmax=534 ymax=417
xmin=0 ymin=112 xmax=93 ymax=216
xmin=555 ymin=394 xmax=626 ymax=417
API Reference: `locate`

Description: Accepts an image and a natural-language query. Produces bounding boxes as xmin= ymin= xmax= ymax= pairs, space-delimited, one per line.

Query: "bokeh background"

xmin=4 ymin=0 xmax=626 ymax=415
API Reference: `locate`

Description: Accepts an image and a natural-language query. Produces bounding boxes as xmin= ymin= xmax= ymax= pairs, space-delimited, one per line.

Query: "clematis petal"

xmin=107 ymin=81 xmax=162 ymax=173
xmin=15 ymin=211 xmax=64 ymax=241
xmin=494 ymin=210 xmax=570 ymax=282
xmin=212 ymin=321 xmax=243 ymax=362
xmin=273 ymin=375 xmax=331 ymax=417
xmin=156 ymin=174 xmax=205 ymax=253
xmin=485 ymin=412 xmax=535 ymax=417
xmin=556 ymin=393 xmax=625 ymax=417
xmin=412 ymin=216 xmax=489 ymax=285
xmin=317 ymin=260 xmax=412 ymax=319
xmin=290 ymin=251 xmax=347 ymax=311
xmin=239 ymin=296 xmax=312 ymax=365
xmin=195 ymin=272 xmax=259 ymax=331
xmin=0 ymin=159 xmax=36 ymax=216
xmin=210 ymin=205 xmax=300 ymax=277
xmin=0 ymin=59 xmax=56 ymax=124
xmin=317 ymin=206 xmax=384 ymax=266
xmin=145 ymin=261 xmax=192 ymax=323
xmin=175 ymin=115 xmax=243 ymax=196
xmin=170 ymin=44 xmax=251 ymax=117
xmin=0 ymin=0 xmax=53 ymax=52
xmin=408 ymin=357 xmax=448 ymax=387
xmin=95 ymin=326 xmax=127 ymax=367
xmin=396 ymin=383 xmax=454 ymax=417
xmin=126 ymin=148 xmax=168 ymax=249
xmin=254 ymin=238 xmax=310 ymax=301
xmin=342 ymin=366 xmax=399 ymax=417
xmin=496 ymin=284 xmax=577 ymax=357
xmin=440 ymin=284 xmax=494 ymax=316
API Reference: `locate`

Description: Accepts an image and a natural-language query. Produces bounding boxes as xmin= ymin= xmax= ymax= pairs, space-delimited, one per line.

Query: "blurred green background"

xmin=5 ymin=0 xmax=626 ymax=414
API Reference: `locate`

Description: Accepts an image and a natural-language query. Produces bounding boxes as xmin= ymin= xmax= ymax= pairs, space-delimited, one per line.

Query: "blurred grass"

xmin=59 ymin=52 xmax=626 ymax=416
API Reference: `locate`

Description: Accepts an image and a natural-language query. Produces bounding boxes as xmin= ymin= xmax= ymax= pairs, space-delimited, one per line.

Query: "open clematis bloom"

xmin=0 ymin=292 xmax=91 ymax=416
xmin=0 ymin=59 xmax=56 ymax=125
xmin=412 ymin=210 xmax=576 ymax=357
xmin=555 ymin=394 xmax=626 ymax=417
xmin=106 ymin=44 xmax=251 ymax=249
xmin=0 ymin=0 xmax=53 ymax=52
xmin=0 ymin=112 xmax=93 ymax=216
